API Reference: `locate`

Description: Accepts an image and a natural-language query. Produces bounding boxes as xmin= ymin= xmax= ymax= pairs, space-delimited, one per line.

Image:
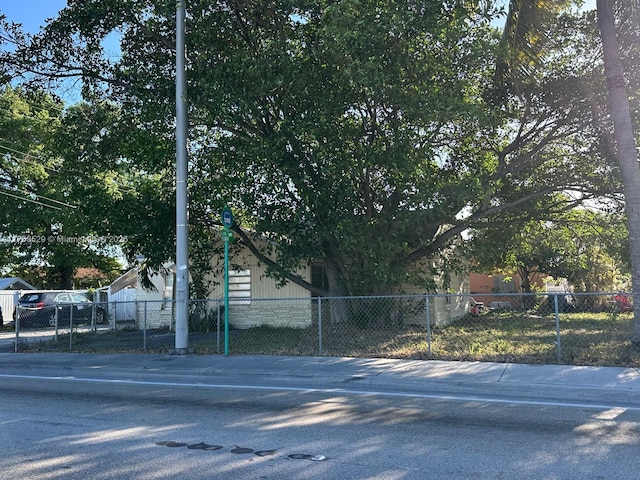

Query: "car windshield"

xmin=19 ymin=293 xmax=44 ymax=303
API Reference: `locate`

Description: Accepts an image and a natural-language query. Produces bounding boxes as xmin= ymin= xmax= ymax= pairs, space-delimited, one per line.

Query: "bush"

xmin=189 ymin=302 xmax=224 ymax=332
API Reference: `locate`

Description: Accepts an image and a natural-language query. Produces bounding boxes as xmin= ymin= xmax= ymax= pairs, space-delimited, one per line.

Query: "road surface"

xmin=2 ymin=375 xmax=639 ymax=479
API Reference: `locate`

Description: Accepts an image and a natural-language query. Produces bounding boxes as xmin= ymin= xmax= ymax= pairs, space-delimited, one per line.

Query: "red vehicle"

xmin=470 ymin=298 xmax=484 ymax=316
xmin=614 ymin=294 xmax=632 ymax=312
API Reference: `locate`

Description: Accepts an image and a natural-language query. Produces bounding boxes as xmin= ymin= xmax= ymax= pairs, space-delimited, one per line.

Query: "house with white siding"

xmin=97 ymin=264 xmax=177 ymax=328
xmin=103 ymin=236 xmax=469 ymax=330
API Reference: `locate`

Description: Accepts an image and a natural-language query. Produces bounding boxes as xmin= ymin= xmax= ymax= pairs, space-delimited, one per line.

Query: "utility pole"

xmin=174 ymin=0 xmax=189 ymax=354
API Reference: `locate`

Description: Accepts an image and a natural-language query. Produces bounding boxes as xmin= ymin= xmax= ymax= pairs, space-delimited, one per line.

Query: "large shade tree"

xmin=0 ymin=1 xmax=622 ymax=296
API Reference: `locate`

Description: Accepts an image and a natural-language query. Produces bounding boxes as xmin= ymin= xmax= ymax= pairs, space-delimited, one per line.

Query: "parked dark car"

xmin=13 ymin=291 xmax=106 ymax=328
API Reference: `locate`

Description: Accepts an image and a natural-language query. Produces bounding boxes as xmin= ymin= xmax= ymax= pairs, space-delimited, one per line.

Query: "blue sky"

xmin=1 ymin=0 xmax=67 ymax=33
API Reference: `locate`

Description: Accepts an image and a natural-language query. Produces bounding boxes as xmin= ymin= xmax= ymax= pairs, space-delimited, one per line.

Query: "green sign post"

xmin=221 ymin=206 xmax=233 ymax=356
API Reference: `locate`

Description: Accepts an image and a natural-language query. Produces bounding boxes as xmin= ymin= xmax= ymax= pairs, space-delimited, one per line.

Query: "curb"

xmin=2 ymin=353 xmax=640 ymax=409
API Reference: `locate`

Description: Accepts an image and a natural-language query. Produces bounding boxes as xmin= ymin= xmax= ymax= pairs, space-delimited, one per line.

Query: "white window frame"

xmin=229 ymin=269 xmax=251 ymax=304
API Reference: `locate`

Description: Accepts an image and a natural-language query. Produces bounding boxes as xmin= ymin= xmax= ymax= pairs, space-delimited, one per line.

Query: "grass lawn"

xmin=427 ymin=311 xmax=640 ymax=366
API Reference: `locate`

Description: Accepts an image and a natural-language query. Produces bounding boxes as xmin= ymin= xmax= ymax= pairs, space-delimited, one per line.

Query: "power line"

xmin=0 ymin=187 xmax=63 ymax=210
xmin=0 ymin=145 xmax=60 ymax=173
xmin=0 ymin=184 xmax=77 ymax=209
xmin=0 ymin=142 xmax=58 ymax=163
xmin=0 ymin=142 xmax=51 ymax=161
xmin=10 ymin=185 xmax=77 ymax=209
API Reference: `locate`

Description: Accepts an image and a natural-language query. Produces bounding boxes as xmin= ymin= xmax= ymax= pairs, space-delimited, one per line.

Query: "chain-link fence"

xmin=5 ymin=292 xmax=640 ymax=367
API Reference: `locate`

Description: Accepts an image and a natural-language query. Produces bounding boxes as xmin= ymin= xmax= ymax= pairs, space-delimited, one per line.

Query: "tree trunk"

xmin=517 ymin=265 xmax=537 ymax=309
xmin=58 ymin=265 xmax=75 ymax=290
xmin=518 ymin=265 xmax=533 ymax=294
xmin=324 ymin=260 xmax=351 ymax=323
xmin=597 ymin=0 xmax=640 ymax=342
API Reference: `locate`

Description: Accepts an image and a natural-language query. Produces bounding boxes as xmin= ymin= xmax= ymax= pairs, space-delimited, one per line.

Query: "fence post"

xmin=14 ymin=305 xmax=20 ymax=353
xmin=54 ymin=306 xmax=59 ymax=341
xmin=69 ymin=303 xmax=74 ymax=352
xmin=318 ymin=297 xmax=323 ymax=356
xmin=426 ymin=295 xmax=432 ymax=358
xmin=217 ymin=301 xmax=222 ymax=354
xmin=553 ymin=294 xmax=562 ymax=363
xmin=143 ymin=300 xmax=147 ymax=353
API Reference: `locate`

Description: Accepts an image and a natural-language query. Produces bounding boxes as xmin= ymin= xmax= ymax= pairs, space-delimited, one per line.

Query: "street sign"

xmin=221 ymin=229 xmax=233 ymax=242
xmin=222 ymin=207 xmax=233 ymax=228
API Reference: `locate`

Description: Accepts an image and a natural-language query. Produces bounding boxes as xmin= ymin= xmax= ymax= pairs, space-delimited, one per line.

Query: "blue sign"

xmin=222 ymin=207 xmax=233 ymax=228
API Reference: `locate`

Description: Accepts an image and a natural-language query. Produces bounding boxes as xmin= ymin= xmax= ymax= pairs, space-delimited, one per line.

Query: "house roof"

xmin=108 ymin=268 xmax=138 ymax=295
xmin=0 ymin=277 xmax=37 ymax=290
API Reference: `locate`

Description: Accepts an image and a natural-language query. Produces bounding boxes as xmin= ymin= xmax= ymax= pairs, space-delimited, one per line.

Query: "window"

xmin=311 ymin=265 xmax=329 ymax=293
xmin=22 ymin=293 xmax=42 ymax=302
xmin=229 ymin=269 xmax=251 ymax=304
xmin=70 ymin=293 xmax=89 ymax=304
xmin=55 ymin=293 xmax=71 ymax=303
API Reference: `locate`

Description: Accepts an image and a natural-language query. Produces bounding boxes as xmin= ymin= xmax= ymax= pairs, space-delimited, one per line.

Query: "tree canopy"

xmin=0 ymin=1 xmax=629 ymax=296
xmin=470 ymin=207 xmax=630 ymax=293
xmin=0 ymin=86 xmax=125 ymax=288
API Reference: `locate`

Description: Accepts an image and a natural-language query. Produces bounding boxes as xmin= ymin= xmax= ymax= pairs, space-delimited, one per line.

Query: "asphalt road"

xmin=2 ymin=375 xmax=640 ymax=479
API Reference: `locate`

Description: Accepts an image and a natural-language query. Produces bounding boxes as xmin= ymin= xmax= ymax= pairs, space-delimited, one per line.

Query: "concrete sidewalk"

xmin=1 ymin=352 xmax=640 ymax=409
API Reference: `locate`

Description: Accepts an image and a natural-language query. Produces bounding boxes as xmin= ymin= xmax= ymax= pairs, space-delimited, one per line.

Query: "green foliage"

xmin=0 ymin=1 xmax=627 ymax=297
xmin=495 ymin=0 xmax=573 ymax=95
xmin=0 ymin=87 xmax=129 ymax=287
xmin=470 ymin=207 xmax=630 ymax=292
